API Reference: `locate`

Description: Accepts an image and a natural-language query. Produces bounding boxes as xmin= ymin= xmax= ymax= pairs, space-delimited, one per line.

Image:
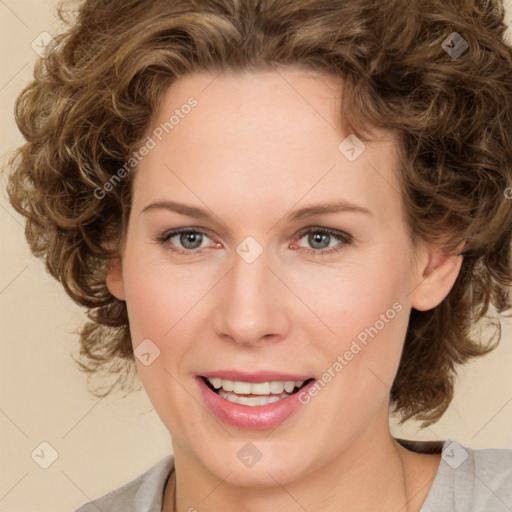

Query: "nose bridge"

xmin=214 ymin=238 xmax=287 ymax=344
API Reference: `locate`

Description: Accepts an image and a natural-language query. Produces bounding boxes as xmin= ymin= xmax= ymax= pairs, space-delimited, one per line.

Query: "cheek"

xmin=123 ymin=236 xmax=411 ymax=378
xmin=122 ymin=248 xmax=207 ymax=343
xmin=121 ymin=256 xmax=195 ymax=426
xmin=300 ymin=256 xmax=410 ymax=391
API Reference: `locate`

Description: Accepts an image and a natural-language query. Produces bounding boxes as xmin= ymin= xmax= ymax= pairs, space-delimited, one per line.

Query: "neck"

xmin=163 ymin=411 xmax=439 ymax=512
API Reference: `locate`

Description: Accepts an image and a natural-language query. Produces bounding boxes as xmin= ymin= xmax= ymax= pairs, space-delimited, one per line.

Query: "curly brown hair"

xmin=5 ymin=0 xmax=512 ymax=427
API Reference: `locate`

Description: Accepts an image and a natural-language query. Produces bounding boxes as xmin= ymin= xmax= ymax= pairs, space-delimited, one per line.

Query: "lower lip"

xmin=196 ymin=377 xmax=316 ymax=430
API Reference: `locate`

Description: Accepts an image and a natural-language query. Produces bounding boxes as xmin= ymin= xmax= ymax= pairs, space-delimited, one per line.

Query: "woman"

xmin=6 ymin=0 xmax=512 ymax=510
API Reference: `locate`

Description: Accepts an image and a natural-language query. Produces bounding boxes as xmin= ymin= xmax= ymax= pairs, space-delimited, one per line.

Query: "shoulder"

xmin=73 ymin=454 xmax=174 ymax=512
xmin=421 ymin=439 xmax=512 ymax=512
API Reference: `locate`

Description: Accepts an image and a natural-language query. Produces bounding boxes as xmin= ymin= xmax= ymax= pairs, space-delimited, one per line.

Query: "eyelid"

xmin=156 ymin=225 xmax=353 ymax=257
xmin=157 ymin=226 xmax=352 ymax=244
xmin=157 ymin=227 xmax=215 ymax=246
xmin=293 ymin=226 xmax=352 ymax=243
xmin=290 ymin=226 xmax=353 ymax=256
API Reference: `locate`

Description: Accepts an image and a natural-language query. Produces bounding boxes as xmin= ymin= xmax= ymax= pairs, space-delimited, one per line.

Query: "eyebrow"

xmin=141 ymin=199 xmax=373 ymax=221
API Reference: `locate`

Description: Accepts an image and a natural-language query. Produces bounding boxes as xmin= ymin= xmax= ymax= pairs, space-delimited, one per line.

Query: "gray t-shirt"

xmin=74 ymin=438 xmax=512 ymax=511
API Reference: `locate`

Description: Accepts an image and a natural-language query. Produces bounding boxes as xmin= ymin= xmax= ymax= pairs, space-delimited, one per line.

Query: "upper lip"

xmin=200 ymin=370 xmax=315 ymax=383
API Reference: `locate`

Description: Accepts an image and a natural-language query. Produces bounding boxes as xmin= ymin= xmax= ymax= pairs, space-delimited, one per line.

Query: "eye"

xmin=292 ymin=227 xmax=353 ymax=256
xmin=155 ymin=228 xmax=214 ymax=256
xmin=155 ymin=226 xmax=353 ymax=257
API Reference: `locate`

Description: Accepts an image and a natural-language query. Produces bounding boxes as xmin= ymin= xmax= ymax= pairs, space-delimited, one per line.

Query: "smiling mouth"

xmin=201 ymin=376 xmax=315 ymax=406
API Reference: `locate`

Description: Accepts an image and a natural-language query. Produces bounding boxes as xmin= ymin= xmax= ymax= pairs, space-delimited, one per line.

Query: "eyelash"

xmin=154 ymin=227 xmax=353 ymax=257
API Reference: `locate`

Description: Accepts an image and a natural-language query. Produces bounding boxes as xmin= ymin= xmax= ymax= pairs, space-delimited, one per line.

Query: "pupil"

xmin=310 ymin=232 xmax=329 ymax=249
xmin=182 ymin=232 xmax=202 ymax=249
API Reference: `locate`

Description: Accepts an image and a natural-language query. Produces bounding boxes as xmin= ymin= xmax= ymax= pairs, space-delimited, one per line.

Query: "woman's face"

xmin=106 ymin=68 xmax=459 ymax=486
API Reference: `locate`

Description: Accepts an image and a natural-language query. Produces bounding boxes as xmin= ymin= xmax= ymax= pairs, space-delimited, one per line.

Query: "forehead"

xmin=132 ymin=68 xmax=401 ymax=222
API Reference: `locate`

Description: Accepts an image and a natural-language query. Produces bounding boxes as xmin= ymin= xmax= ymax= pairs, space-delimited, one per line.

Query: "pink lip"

xmin=200 ymin=370 xmax=314 ymax=383
xmin=196 ymin=375 xmax=316 ymax=430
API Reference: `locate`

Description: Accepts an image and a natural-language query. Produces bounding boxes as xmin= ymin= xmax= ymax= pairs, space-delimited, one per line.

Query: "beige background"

xmin=1 ymin=1 xmax=512 ymax=511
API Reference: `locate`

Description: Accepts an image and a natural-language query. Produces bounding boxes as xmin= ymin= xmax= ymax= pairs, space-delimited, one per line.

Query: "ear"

xmin=409 ymin=241 xmax=464 ymax=312
xmin=104 ymin=242 xmax=126 ymax=301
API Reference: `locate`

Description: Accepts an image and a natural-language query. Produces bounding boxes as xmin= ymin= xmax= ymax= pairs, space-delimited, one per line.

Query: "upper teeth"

xmin=206 ymin=378 xmax=305 ymax=395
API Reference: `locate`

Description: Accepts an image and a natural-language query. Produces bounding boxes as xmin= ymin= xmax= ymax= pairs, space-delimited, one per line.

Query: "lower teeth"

xmin=217 ymin=390 xmax=292 ymax=406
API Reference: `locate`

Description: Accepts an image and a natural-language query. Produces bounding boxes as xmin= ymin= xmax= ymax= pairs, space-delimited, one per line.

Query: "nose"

xmin=212 ymin=244 xmax=291 ymax=347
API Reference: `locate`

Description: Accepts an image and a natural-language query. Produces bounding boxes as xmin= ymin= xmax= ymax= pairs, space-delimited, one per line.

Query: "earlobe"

xmin=104 ymin=251 xmax=126 ymax=301
xmin=410 ymin=243 xmax=464 ymax=312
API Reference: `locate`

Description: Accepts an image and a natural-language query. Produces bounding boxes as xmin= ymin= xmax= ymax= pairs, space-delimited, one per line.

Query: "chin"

xmin=193 ymin=442 xmax=313 ymax=488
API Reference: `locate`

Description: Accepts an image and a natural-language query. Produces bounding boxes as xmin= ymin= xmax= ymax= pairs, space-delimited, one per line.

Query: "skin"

xmin=106 ymin=67 xmax=463 ymax=512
